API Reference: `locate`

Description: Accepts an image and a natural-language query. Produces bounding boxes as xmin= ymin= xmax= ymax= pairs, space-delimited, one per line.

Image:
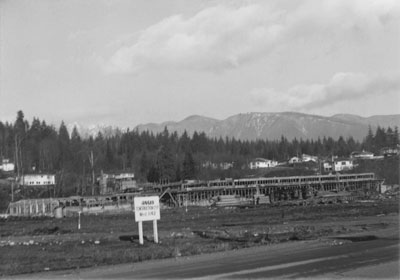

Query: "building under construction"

xmin=6 ymin=173 xmax=383 ymax=217
xmin=157 ymin=173 xmax=383 ymax=207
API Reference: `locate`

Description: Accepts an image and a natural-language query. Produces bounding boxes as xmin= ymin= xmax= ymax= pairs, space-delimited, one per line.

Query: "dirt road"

xmin=19 ymin=225 xmax=399 ymax=279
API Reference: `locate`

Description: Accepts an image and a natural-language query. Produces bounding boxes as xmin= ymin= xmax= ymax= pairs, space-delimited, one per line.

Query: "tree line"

xmin=0 ymin=111 xmax=398 ymax=196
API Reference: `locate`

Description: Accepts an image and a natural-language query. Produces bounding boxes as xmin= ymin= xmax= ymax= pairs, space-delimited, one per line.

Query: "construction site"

xmin=0 ymin=169 xmax=398 ymax=276
xmin=5 ymin=172 xmax=383 ymax=218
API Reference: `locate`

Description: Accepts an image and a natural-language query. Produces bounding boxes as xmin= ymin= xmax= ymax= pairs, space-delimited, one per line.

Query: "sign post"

xmin=134 ymin=196 xmax=160 ymax=245
xmin=78 ymin=211 xmax=81 ymax=230
xmin=138 ymin=221 xmax=143 ymax=244
xmin=153 ymin=220 xmax=158 ymax=243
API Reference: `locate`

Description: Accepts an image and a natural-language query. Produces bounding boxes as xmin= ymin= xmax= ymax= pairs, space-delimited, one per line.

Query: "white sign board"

xmin=134 ymin=196 xmax=160 ymax=222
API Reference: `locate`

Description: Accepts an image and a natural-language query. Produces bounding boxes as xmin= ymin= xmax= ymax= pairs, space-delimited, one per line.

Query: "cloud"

xmin=250 ymin=73 xmax=400 ymax=111
xmin=103 ymin=0 xmax=400 ymax=74
xmin=105 ymin=4 xmax=283 ymax=73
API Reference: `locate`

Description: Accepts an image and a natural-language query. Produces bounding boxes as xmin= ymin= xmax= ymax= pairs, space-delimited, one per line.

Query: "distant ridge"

xmin=66 ymin=122 xmax=124 ymax=139
xmin=135 ymin=112 xmax=400 ymax=141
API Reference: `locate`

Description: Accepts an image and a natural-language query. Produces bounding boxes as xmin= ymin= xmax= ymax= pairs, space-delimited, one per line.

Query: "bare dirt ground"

xmin=0 ymin=199 xmax=398 ymax=277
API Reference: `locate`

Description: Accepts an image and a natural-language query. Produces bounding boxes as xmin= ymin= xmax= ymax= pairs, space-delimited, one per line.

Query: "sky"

xmin=1 ymin=0 xmax=399 ymax=128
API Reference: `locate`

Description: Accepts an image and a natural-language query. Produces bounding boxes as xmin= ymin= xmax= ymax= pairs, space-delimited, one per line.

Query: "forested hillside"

xmin=0 ymin=111 xmax=399 ymax=197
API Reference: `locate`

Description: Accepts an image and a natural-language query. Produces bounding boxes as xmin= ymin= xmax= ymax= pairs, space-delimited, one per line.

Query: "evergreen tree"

xmin=70 ymin=126 xmax=82 ymax=170
xmin=346 ymin=137 xmax=359 ymax=156
xmin=178 ymin=130 xmax=191 ymax=153
xmin=394 ymin=126 xmax=400 ymax=146
xmin=364 ymin=126 xmax=374 ymax=151
xmin=26 ymin=118 xmax=42 ymax=171
xmin=58 ymin=121 xmax=71 ymax=169
xmin=278 ymin=136 xmax=289 ymax=160
xmin=336 ymin=136 xmax=347 ymax=157
xmin=14 ymin=110 xmax=27 ymax=177
xmin=374 ymin=126 xmax=387 ymax=152
xmin=386 ymin=126 xmax=399 ymax=147
xmin=105 ymin=140 xmax=115 ymax=170
xmin=147 ymin=165 xmax=159 ymax=183
xmin=175 ymin=164 xmax=182 ymax=182
xmin=14 ymin=111 xmax=26 ymax=137
xmin=182 ymin=151 xmax=196 ymax=180
xmin=191 ymin=132 xmax=209 ymax=154
xmin=156 ymin=144 xmax=175 ymax=183
xmin=139 ymin=150 xmax=149 ymax=179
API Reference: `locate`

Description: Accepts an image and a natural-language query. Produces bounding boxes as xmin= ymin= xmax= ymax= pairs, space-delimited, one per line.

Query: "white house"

xmin=202 ymin=161 xmax=218 ymax=169
xmin=380 ymin=146 xmax=400 ymax=157
xmin=301 ymin=154 xmax=318 ymax=162
xmin=334 ymin=159 xmax=354 ymax=172
xmin=249 ymin=158 xmax=278 ymax=169
xmin=323 ymin=157 xmax=355 ymax=172
xmin=219 ymin=162 xmax=234 ymax=170
xmin=19 ymin=174 xmax=56 ymax=186
xmin=351 ymin=150 xmax=374 ymax=159
xmin=202 ymin=161 xmax=234 ymax=170
xmin=0 ymin=159 xmax=15 ymax=172
xmin=288 ymin=157 xmax=301 ymax=164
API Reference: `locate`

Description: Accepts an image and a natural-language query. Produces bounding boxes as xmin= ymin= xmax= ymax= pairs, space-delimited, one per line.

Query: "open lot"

xmin=0 ymin=199 xmax=398 ymax=277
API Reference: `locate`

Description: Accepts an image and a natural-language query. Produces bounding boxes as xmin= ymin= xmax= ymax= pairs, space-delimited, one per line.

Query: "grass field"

xmin=0 ymin=199 xmax=398 ymax=276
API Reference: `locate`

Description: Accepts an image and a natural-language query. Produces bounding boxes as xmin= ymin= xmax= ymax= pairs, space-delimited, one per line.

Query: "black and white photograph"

xmin=0 ymin=0 xmax=399 ymax=279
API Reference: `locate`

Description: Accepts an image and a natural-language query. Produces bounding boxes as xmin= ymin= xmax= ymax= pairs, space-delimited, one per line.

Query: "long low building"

xmin=6 ymin=173 xmax=383 ymax=217
xmin=156 ymin=173 xmax=384 ymax=207
xmin=19 ymin=174 xmax=55 ymax=186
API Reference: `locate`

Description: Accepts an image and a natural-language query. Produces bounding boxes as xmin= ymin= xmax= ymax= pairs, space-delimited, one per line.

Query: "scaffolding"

xmin=8 ymin=198 xmax=60 ymax=217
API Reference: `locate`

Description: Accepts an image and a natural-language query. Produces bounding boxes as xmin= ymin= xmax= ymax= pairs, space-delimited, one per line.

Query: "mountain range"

xmin=66 ymin=122 xmax=125 ymax=139
xmin=134 ymin=112 xmax=400 ymax=142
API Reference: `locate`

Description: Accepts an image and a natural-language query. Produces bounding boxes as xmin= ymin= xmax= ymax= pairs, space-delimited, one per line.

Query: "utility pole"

xmin=88 ymin=151 xmax=95 ymax=196
xmin=14 ymin=136 xmax=20 ymax=180
xmin=81 ymin=159 xmax=85 ymax=196
xmin=11 ymin=181 xmax=14 ymax=202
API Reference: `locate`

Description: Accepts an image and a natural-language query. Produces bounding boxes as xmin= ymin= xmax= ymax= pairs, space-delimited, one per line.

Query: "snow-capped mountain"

xmin=135 ymin=112 xmax=400 ymax=141
xmin=67 ymin=123 xmax=126 ymax=139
